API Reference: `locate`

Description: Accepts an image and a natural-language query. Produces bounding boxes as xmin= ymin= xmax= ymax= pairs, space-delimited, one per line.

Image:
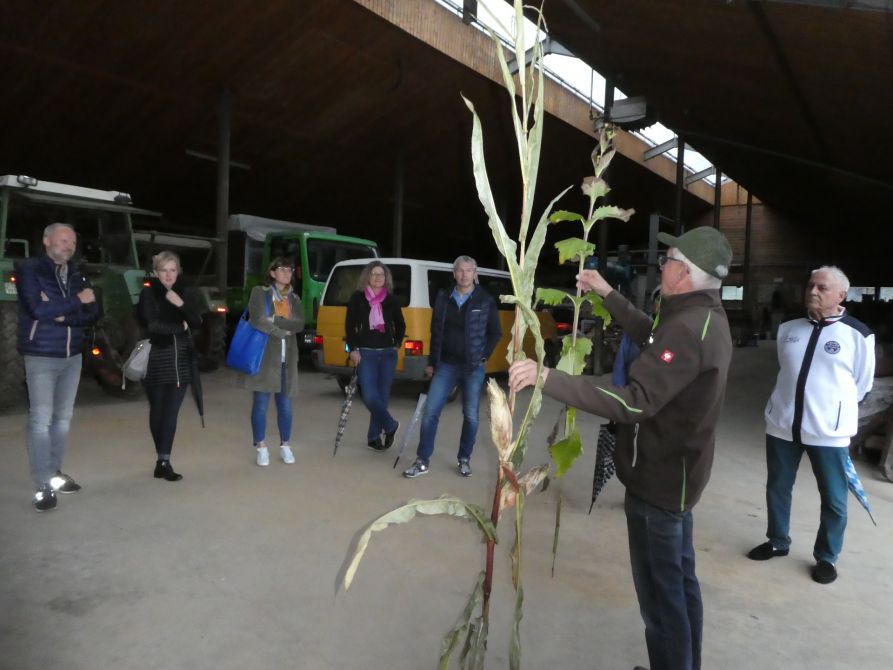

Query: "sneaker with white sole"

xmin=403 ymin=459 xmax=429 ymax=478
xmin=457 ymin=458 xmax=472 ymax=477
xmin=256 ymin=446 xmax=270 ymax=467
xmin=33 ymin=487 xmax=57 ymax=512
xmin=280 ymin=445 xmax=295 ymax=464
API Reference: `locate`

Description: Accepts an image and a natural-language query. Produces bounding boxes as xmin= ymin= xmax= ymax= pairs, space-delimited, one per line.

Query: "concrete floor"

xmin=1 ymin=343 xmax=892 ymax=670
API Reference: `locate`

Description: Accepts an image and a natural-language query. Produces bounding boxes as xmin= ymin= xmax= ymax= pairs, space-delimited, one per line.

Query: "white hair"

xmin=811 ymin=265 xmax=850 ymax=293
xmin=43 ymin=222 xmax=75 ymax=238
xmin=672 ymin=249 xmax=722 ymax=290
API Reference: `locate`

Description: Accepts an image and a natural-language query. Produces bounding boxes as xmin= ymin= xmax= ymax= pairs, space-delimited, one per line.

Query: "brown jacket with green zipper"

xmin=543 ymin=289 xmax=731 ymax=512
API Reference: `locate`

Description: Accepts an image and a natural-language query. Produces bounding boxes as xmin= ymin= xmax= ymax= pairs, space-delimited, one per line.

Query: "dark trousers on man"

xmin=625 ymin=491 xmax=702 ymax=670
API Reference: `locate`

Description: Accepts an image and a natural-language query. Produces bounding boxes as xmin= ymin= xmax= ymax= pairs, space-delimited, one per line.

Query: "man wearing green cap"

xmin=510 ymin=225 xmax=733 ymax=670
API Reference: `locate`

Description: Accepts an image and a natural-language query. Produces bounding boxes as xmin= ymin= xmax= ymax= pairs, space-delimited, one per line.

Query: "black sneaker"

xmin=812 ymin=560 xmax=837 ymax=584
xmin=457 ymin=458 xmax=472 ymax=477
xmin=50 ymin=471 xmax=81 ymax=494
xmin=383 ymin=421 xmax=400 ymax=449
xmin=746 ymin=542 xmax=789 ymax=561
xmin=367 ymin=438 xmax=387 ymax=451
xmin=403 ymin=459 xmax=429 ymax=478
xmin=33 ymin=488 xmax=57 ymax=512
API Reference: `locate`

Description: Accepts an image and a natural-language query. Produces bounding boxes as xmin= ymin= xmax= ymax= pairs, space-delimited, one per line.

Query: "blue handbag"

xmin=226 ymin=293 xmax=272 ymax=375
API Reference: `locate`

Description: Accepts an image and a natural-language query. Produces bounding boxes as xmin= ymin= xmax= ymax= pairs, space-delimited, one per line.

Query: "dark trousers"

xmin=625 ymin=491 xmax=702 ymax=670
xmin=145 ymin=383 xmax=189 ymax=457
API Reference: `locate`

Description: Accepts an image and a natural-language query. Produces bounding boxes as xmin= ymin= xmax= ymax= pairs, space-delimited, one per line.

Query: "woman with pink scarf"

xmin=345 ymin=261 xmax=406 ymax=450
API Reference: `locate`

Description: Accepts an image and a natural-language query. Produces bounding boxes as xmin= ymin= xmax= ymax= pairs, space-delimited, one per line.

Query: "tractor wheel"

xmin=195 ymin=313 xmax=227 ymax=372
xmin=0 ymin=302 xmax=26 ymax=410
xmin=91 ymin=313 xmax=143 ymax=399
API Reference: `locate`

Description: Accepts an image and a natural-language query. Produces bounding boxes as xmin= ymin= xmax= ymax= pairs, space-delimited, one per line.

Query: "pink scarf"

xmin=365 ymin=286 xmax=387 ymax=333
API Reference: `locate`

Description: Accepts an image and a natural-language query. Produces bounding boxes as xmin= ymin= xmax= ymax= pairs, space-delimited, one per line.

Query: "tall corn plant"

xmin=339 ymin=3 xmax=558 ymax=668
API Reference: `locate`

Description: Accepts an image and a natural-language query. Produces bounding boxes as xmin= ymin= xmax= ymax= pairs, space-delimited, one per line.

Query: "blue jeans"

xmin=24 ymin=354 xmax=83 ymax=489
xmin=625 ymin=491 xmax=702 ymax=670
xmin=765 ymin=434 xmax=848 ymax=563
xmin=357 ymin=348 xmax=399 ymax=443
xmin=416 ymin=362 xmax=485 ymax=465
xmin=251 ymin=363 xmax=292 ymax=444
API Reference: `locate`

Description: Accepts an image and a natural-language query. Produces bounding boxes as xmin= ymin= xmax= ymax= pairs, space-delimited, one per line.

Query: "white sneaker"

xmin=280 ymin=445 xmax=295 ymax=464
xmin=256 ymin=446 xmax=270 ymax=467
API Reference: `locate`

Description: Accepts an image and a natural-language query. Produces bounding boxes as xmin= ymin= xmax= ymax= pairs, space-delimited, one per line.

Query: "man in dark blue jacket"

xmin=403 ymin=255 xmax=501 ymax=478
xmin=17 ymin=223 xmax=100 ymax=511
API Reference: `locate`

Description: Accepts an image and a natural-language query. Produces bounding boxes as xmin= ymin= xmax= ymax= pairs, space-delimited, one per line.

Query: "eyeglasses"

xmin=369 ymin=271 xmax=386 ymax=278
xmin=658 ymin=255 xmax=685 ymax=270
xmin=274 ymin=266 xmax=294 ymax=272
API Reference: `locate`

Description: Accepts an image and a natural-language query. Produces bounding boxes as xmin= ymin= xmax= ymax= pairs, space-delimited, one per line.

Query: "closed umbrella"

xmin=333 ymin=373 xmax=359 ymax=457
xmin=588 ymin=422 xmax=616 ymax=514
xmin=844 ymin=454 xmax=877 ymax=526
xmin=393 ymin=392 xmax=427 ymax=469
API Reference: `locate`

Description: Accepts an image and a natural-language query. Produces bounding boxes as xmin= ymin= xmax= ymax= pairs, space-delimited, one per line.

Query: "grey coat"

xmin=238 ymin=286 xmax=304 ymax=397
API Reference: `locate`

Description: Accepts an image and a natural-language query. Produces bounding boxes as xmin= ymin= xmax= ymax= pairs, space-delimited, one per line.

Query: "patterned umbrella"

xmin=333 ymin=373 xmax=359 ymax=457
xmin=589 ymin=422 xmax=617 ymax=514
xmin=844 ymin=454 xmax=877 ymax=526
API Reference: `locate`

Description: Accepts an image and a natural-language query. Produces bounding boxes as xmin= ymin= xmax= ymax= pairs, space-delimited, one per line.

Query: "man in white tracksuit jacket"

xmin=748 ymin=266 xmax=874 ymax=584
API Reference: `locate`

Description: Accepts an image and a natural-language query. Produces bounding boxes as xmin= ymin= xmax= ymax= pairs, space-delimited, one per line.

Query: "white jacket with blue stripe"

xmin=765 ymin=311 xmax=875 ymax=447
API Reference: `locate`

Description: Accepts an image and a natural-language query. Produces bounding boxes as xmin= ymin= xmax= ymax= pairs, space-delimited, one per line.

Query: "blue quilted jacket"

xmin=428 ymin=285 xmax=501 ymax=371
xmin=16 ymin=254 xmax=101 ymax=358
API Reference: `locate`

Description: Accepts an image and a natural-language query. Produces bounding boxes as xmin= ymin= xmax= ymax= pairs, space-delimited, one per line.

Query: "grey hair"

xmin=672 ymin=249 xmax=722 ymax=290
xmin=152 ymin=250 xmax=182 ymax=274
xmin=453 ymin=255 xmax=479 ymax=284
xmin=43 ymin=223 xmax=75 ymax=238
xmin=811 ymin=265 xmax=850 ymax=293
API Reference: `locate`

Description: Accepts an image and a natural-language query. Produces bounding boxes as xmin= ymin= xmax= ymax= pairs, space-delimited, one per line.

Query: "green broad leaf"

xmin=535 ymin=287 xmax=572 ymax=307
xmin=439 ymin=572 xmax=485 ymax=670
xmin=592 ymin=204 xmax=635 ymax=224
xmin=549 ymin=210 xmax=585 ymax=224
xmin=556 ymin=336 xmax=593 ymax=376
xmin=340 ymin=496 xmax=497 ymax=592
xmin=581 ymin=176 xmax=610 ymax=204
xmin=549 ymin=430 xmax=583 ymax=478
xmin=555 ymin=237 xmax=596 ymax=265
xmin=584 ymin=292 xmax=613 ymax=327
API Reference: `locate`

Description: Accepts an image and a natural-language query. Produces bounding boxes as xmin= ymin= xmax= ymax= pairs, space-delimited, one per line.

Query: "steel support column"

xmin=713 ymin=167 xmax=722 ymax=228
xmin=392 ymin=148 xmax=404 ymax=257
xmin=215 ymin=88 xmax=231 ymax=294
xmin=744 ymin=191 xmax=754 ymax=313
xmin=674 ymin=135 xmax=685 ymax=235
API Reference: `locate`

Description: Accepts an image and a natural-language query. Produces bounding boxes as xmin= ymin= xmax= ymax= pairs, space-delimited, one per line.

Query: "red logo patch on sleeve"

xmin=660 ymin=349 xmax=675 ymax=363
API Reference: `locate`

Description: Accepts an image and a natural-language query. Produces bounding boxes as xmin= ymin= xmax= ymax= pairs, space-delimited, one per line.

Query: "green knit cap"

xmin=657 ymin=227 xmax=732 ymax=279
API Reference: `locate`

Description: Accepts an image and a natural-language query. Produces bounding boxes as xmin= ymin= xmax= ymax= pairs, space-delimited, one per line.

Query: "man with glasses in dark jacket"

xmin=17 ymin=223 xmax=101 ymax=512
xmin=403 ymin=255 xmax=501 ymax=478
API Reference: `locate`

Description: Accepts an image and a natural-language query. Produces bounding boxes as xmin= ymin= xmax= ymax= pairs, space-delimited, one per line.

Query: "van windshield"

xmin=323 ymin=264 xmax=410 ymax=307
xmin=306 ymin=239 xmax=377 ymax=282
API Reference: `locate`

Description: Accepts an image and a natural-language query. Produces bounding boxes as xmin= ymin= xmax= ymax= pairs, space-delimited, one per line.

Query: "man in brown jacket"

xmin=510 ymin=226 xmax=733 ymax=670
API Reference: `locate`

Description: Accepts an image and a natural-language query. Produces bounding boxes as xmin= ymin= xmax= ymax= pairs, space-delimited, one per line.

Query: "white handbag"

xmin=121 ymin=339 xmax=151 ymax=387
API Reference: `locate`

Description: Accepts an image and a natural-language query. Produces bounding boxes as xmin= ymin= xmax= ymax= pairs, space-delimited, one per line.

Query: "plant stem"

xmin=482 ymin=466 xmax=505 ymax=621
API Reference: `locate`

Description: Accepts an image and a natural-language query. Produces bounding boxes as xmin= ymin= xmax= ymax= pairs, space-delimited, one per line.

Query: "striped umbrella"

xmin=589 ymin=422 xmax=617 ymax=514
xmin=333 ymin=373 xmax=359 ymax=457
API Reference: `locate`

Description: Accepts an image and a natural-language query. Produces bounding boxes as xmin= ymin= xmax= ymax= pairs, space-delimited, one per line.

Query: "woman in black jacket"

xmin=345 ymin=261 xmax=406 ymax=450
xmin=137 ymin=251 xmax=202 ymax=481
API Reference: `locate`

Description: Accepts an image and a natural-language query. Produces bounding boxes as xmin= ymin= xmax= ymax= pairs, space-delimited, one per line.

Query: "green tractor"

xmin=0 ymin=175 xmax=150 ymax=406
xmin=0 ymin=175 xmax=224 ymax=410
xmin=226 ymin=214 xmax=379 ymax=351
xmin=133 ymin=230 xmax=228 ymax=371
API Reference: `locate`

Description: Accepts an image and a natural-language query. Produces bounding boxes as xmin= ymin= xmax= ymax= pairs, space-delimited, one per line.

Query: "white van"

xmin=312 ymin=257 xmax=558 ymax=388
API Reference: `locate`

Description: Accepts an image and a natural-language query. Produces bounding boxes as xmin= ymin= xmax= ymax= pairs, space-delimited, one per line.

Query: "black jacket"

xmin=138 ymin=278 xmax=202 ymax=387
xmin=345 ymin=290 xmax=406 ymax=350
xmin=429 ymin=286 xmax=501 ymax=370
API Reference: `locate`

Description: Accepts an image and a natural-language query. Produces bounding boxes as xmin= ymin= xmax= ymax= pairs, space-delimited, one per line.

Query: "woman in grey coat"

xmin=239 ymin=257 xmax=304 ymax=466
